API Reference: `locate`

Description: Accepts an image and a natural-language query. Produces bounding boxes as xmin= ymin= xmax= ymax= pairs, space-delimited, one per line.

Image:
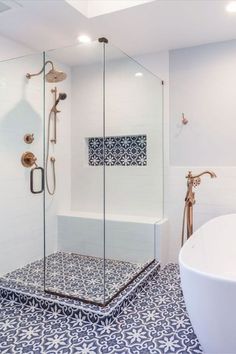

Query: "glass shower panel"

xmin=0 ymin=53 xmax=45 ymax=286
xmin=104 ymin=44 xmax=163 ymax=303
xmin=44 ymin=42 xmax=105 ymax=304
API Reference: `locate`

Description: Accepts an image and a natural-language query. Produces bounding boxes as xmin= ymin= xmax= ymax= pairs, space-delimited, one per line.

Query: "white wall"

xmin=44 ymin=40 xmax=236 ymax=265
xmin=0 ymin=41 xmax=72 ymax=275
xmin=136 ymin=41 xmax=236 ymax=263
xmin=170 ymin=40 xmax=236 ymax=166
xmin=0 ymin=34 xmax=32 ymax=62
xmin=167 ymin=39 xmax=236 ymax=262
xmin=0 ymin=53 xmax=47 ymax=275
xmin=70 ymin=56 xmax=163 ymax=219
xmin=44 ymin=55 xmax=72 ymax=255
xmin=135 ymin=50 xmax=171 ymax=261
xmin=2 ymin=36 xmax=235 ymax=267
xmin=71 ymin=60 xmax=104 ymax=215
xmin=58 ymin=53 xmax=164 ymax=265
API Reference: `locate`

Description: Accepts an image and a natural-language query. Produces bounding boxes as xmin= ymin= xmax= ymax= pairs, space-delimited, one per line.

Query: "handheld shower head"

xmin=58 ymin=93 xmax=67 ymax=100
xmin=55 ymin=92 xmax=67 ymax=107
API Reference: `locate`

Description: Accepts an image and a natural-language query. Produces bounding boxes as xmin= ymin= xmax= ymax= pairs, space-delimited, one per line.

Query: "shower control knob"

xmin=21 ymin=152 xmax=37 ymax=168
xmin=24 ymin=133 xmax=34 ymax=144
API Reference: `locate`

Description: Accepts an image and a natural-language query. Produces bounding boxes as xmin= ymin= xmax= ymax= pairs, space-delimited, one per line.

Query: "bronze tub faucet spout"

xmin=188 ymin=171 xmax=217 ymax=180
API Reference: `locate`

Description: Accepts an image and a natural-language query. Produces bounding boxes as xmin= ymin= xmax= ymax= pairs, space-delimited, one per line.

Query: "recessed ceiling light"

xmin=78 ymin=35 xmax=92 ymax=43
xmin=135 ymin=72 xmax=143 ymax=77
xmin=226 ymin=1 xmax=236 ymax=12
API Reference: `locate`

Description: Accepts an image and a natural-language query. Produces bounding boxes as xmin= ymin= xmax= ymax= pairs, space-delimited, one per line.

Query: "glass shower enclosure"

xmin=0 ymin=39 xmax=163 ymax=306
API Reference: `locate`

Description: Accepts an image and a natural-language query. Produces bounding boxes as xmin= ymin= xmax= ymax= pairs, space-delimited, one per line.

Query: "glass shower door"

xmin=104 ymin=43 xmax=163 ymax=303
xmin=0 ymin=53 xmax=45 ymax=288
xmin=0 ymin=42 xmax=163 ymax=306
xmin=42 ymin=39 xmax=163 ymax=306
xmin=43 ymin=42 xmax=106 ymax=305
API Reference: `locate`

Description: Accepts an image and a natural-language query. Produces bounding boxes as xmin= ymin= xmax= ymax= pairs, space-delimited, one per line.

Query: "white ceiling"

xmin=65 ymin=0 xmax=155 ymax=18
xmin=0 ymin=0 xmax=236 ymax=58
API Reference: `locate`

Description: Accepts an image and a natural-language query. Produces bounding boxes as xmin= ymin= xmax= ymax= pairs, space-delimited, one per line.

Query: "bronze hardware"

xmin=98 ymin=37 xmax=108 ymax=43
xmin=50 ymin=87 xmax=58 ymax=144
xmin=44 ymin=87 xmax=66 ymax=195
xmin=21 ymin=152 xmax=37 ymax=168
xmin=24 ymin=133 xmax=34 ymax=144
xmin=49 ymin=88 xmax=67 ymax=144
xmin=30 ymin=167 xmax=44 ymax=194
xmin=26 ymin=60 xmax=67 ymax=83
xmin=182 ymin=113 xmax=188 ymax=125
xmin=181 ymin=170 xmax=217 ymax=246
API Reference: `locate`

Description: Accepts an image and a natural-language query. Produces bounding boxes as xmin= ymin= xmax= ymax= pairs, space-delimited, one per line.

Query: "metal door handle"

xmin=30 ymin=167 xmax=44 ymax=194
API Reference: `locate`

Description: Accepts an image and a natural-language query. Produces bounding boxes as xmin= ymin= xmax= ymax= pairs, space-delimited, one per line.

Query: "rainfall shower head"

xmin=45 ymin=68 xmax=67 ymax=83
xmin=26 ymin=60 xmax=67 ymax=83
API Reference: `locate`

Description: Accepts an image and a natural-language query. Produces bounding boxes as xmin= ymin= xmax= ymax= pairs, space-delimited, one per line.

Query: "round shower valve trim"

xmin=24 ymin=133 xmax=34 ymax=144
xmin=21 ymin=152 xmax=37 ymax=168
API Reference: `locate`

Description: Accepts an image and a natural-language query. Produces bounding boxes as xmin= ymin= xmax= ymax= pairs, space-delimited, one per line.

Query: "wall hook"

xmin=182 ymin=113 xmax=188 ymax=125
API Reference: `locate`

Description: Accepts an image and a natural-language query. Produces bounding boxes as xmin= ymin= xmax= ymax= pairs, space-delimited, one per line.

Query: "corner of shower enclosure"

xmin=0 ymin=39 xmax=163 ymax=307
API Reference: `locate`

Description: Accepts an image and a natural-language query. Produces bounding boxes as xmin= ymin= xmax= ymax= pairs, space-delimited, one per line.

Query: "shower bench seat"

xmin=57 ymin=211 xmax=165 ymax=264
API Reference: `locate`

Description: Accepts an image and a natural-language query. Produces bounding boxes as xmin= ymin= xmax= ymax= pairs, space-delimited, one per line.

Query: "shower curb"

xmin=0 ymin=261 xmax=160 ymax=325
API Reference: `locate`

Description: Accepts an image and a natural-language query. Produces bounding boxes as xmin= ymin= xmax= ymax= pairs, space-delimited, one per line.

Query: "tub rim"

xmin=179 ymin=213 xmax=236 ymax=284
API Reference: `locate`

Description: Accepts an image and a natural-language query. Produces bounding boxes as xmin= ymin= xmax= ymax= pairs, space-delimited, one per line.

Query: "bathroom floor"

xmin=0 ymin=264 xmax=202 ymax=353
xmin=3 ymin=251 xmax=149 ymax=304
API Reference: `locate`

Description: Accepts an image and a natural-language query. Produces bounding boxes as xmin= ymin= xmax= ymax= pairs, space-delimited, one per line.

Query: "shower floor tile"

xmin=0 ymin=259 xmax=159 ymax=325
xmin=3 ymin=252 xmax=150 ymax=304
xmin=0 ymin=264 xmax=202 ymax=354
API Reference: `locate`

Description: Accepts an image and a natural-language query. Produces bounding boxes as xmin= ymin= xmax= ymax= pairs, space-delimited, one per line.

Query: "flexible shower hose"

xmin=45 ymin=110 xmax=56 ymax=195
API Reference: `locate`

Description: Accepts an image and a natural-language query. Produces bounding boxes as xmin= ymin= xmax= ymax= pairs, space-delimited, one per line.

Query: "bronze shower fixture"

xmin=24 ymin=133 xmax=34 ymax=144
xmin=21 ymin=151 xmax=37 ymax=168
xmin=25 ymin=61 xmax=67 ymax=195
xmin=26 ymin=60 xmax=67 ymax=83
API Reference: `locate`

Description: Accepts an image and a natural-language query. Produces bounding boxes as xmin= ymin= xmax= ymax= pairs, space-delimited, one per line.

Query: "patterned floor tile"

xmin=0 ymin=261 xmax=160 ymax=326
xmin=3 ymin=252 xmax=149 ymax=304
xmin=0 ymin=264 xmax=202 ymax=354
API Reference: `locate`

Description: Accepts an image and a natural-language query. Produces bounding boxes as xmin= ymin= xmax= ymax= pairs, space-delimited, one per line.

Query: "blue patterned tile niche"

xmin=88 ymin=135 xmax=147 ymax=166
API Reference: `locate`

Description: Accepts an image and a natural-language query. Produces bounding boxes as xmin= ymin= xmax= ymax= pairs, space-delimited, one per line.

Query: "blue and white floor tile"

xmin=3 ymin=252 xmax=148 ymax=304
xmin=0 ymin=264 xmax=202 ymax=353
xmin=0 ymin=261 xmax=160 ymax=325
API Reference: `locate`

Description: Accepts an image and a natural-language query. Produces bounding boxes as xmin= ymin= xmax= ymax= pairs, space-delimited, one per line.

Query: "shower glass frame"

xmin=0 ymin=51 xmax=45 ymax=287
xmin=43 ymin=39 xmax=164 ymax=306
xmin=0 ymin=40 xmax=163 ymax=308
xmin=103 ymin=42 xmax=164 ymax=304
xmin=43 ymin=41 xmax=106 ymax=305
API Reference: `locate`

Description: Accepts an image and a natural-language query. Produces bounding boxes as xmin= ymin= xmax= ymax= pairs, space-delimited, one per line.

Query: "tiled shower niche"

xmin=88 ymin=134 xmax=147 ymax=166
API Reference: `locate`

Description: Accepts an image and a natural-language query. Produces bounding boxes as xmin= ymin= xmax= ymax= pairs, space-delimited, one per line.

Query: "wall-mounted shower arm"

xmin=26 ymin=61 xmax=54 ymax=79
xmin=26 ymin=61 xmax=67 ymax=83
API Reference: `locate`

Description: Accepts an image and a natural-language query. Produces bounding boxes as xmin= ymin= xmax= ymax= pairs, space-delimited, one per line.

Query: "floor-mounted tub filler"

xmin=179 ymin=214 xmax=236 ymax=354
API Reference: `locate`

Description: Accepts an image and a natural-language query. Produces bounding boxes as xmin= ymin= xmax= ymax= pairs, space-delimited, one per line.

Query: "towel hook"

xmin=182 ymin=113 xmax=188 ymax=125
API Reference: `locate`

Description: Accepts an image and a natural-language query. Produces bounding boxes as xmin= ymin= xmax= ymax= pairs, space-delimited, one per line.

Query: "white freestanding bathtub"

xmin=179 ymin=214 xmax=236 ymax=354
